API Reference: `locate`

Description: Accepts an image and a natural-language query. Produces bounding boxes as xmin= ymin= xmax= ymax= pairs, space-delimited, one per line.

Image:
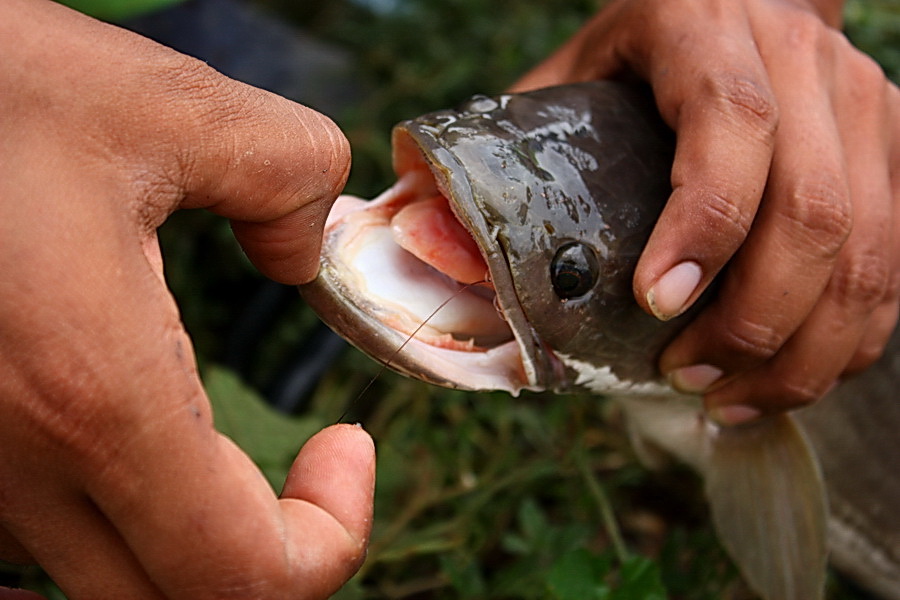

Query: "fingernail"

xmin=708 ymin=404 xmax=762 ymax=427
xmin=669 ymin=364 xmax=723 ymax=394
xmin=646 ymin=261 xmax=702 ymax=320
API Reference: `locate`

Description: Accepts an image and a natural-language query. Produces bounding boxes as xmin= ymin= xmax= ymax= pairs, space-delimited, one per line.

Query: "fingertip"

xmin=706 ymin=404 xmax=762 ymax=427
xmin=668 ymin=363 xmax=723 ymax=394
xmin=316 ymin=423 xmax=377 ymax=463
xmin=283 ymin=423 xmax=376 ymax=542
xmin=644 ymin=260 xmax=703 ymax=320
xmin=290 ymin=423 xmax=376 ymax=486
xmin=230 ymin=196 xmax=334 ymax=285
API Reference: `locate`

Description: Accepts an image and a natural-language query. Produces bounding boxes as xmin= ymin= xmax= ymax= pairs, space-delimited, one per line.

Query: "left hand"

xmin=511 ymin=0 xmax=900 ymax=424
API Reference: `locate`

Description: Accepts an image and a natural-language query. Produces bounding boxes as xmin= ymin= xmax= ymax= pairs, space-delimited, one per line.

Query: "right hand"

xmin=512 ymin=0 xmax=900 ymax=424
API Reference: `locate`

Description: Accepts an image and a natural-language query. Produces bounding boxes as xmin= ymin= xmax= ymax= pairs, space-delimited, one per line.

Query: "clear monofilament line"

xmin=336 ymin=279 xmax=489 ymax=424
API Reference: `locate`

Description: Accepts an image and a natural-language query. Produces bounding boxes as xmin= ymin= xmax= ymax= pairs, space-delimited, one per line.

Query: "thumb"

xmin=279 ymin=423 xmax=377 ymax=593
xmin=282 ymin=424 xmax=376 ymax=550
xmin=174 ymin=83 xmax=351 ymax=284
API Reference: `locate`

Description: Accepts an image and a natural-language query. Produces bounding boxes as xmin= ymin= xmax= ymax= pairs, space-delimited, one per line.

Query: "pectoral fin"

xmin=706 ymin=413 xmax=828 ymax=600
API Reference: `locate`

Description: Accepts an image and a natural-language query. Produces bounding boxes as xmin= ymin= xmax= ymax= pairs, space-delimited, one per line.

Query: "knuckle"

xmin=782 ymin=8 xmax=831 ymax=52
xmin=846 ymin=301 xmax=898 ymax=373
xmin=776 ymin=377 xmax=828 ymax=409
xmin=846 ymin=49 xmax=889 ymax=97
xmin=153 ymin=52 xmax=351 ymax=214
xmin=701 ymin=71 xmax=779 ymax=141
xmin=719 ymin=316 xmax=784 ymax=363
xmin=148 ymin=51 xmax=241 ymax=126
xmin=698 ymin=188 xmax=753 ymax=243
xmin=846 ymin=342 xmax=885 ymax=373
xmin=830 ymin=248 xmax=891 ymax=311
xmin=782 ymin=175 xmax=853 ymax=258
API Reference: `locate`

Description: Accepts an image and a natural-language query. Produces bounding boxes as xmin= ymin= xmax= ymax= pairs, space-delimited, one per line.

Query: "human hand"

xmin=511 ymin=0 xmax=900 ymax=424
xmin=0 ymin=1 xmax=374 ymax=599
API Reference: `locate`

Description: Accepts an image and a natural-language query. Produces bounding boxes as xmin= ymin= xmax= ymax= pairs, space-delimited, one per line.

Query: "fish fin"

xmin=616 ymin=395 xmax=710 ymax=472
xmin=706 ymin=413 xmax=828 ymax=600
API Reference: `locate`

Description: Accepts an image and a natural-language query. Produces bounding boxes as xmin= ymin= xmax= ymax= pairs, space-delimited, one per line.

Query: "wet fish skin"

xmin=301 ymin=82 xmax=900 ymax=599
xmin=394 ymin=83 xmax=691 ymax=387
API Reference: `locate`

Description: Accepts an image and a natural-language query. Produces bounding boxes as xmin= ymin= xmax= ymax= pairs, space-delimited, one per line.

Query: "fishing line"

xmin=336 ymin=278 xmax=489 ymax=424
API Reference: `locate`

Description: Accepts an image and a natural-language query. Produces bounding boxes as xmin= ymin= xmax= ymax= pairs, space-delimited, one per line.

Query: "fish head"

xmin=301 ymin=81 xmax=695 ymax=394
xmin=300 ymin=81 xmax=830 ymax=600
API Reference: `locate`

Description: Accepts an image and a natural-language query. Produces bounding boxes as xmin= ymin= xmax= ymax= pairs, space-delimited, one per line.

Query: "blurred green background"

xmin=6 ymin=0 xmax=900 ymax=598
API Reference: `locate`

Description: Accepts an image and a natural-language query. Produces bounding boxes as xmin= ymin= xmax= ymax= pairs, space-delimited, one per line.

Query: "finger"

xmin=30 ymin=290 xmax=377 ymax=600
xmin=2 ymin=489 xmax=163 ymax=600
xmin=660 ymin=18 xmax=852 ymax=381
xmin=511 ymin=2 xmax=782 ymax=321
xmin=513 ymin=2 xmax=791 ymax=323
xmin=281 ymin=424 xmax=376 ymax=550
xmin=0 ymin=589 xmax=45 ymax=600
xmin=841 ymin=298 xmax=897 ymax=374
xmin=691 ymin=43 xmax=895 ymax=418
xmin=162 ymin=70 xmax=351 ymax=285
xmin=847 ymin=92 xmax=900 ymax=372
xmin=0 ymin=526 xmax=32 ymax=565
xmin=833 ymin=51 xmax=900 ymax=375
xmin=51 ymin=285 xmax=376 ymax=600
xmin=84 ymin=426 xmax=374 ymax=600
xmin=626 ymin=9 xmax=779 ymax=321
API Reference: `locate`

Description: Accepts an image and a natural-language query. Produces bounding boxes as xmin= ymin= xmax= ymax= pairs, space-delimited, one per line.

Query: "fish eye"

xmin=550 ymin=242 xmax=599 ymax=300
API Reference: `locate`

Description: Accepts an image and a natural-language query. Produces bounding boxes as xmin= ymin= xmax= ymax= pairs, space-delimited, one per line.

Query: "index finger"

xmin=624 ymin=17 xmax=779 ymax=319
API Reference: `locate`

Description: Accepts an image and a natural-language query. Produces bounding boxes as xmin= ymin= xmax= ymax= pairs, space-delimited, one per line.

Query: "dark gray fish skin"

xmin=301 ymin=82 xmax=899 ymax=600
xmin=395 ymin=82 xmax=691 ymax=388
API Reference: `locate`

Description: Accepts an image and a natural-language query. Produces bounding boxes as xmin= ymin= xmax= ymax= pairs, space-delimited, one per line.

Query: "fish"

xmin=299 ymin=81 xmax=900 ymax=600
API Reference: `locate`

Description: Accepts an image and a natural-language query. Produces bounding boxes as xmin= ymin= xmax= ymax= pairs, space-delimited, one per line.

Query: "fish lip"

xmin=392 ymin=121 xmax=563 ymax=390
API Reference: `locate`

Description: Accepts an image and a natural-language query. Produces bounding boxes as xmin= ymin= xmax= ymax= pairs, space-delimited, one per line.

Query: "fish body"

xmin=301 ymin=82 xmax=899 ymax=599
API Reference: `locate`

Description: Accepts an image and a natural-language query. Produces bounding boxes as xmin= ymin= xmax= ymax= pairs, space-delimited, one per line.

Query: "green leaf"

xmin=517 ymin=498 xmax=549 ymax=546
xmin=546 ymin=548 xmax=611 ymax=600
xmin=203 ymin=364 xmax=324 ymax=489
xmin=610 ymin=556 xmax=667 ymax=600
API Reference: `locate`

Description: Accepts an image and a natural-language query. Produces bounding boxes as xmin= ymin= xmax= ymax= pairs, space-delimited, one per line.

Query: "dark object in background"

xmin=125 ymin=0 xmax=362 ymax=118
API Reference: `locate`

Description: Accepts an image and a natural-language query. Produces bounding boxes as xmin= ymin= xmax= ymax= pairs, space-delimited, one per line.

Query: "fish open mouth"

xmin=325 ymin=172 xmax=512 ymax=351
xmin=304 ymin=140 xmax=538 ymax=394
